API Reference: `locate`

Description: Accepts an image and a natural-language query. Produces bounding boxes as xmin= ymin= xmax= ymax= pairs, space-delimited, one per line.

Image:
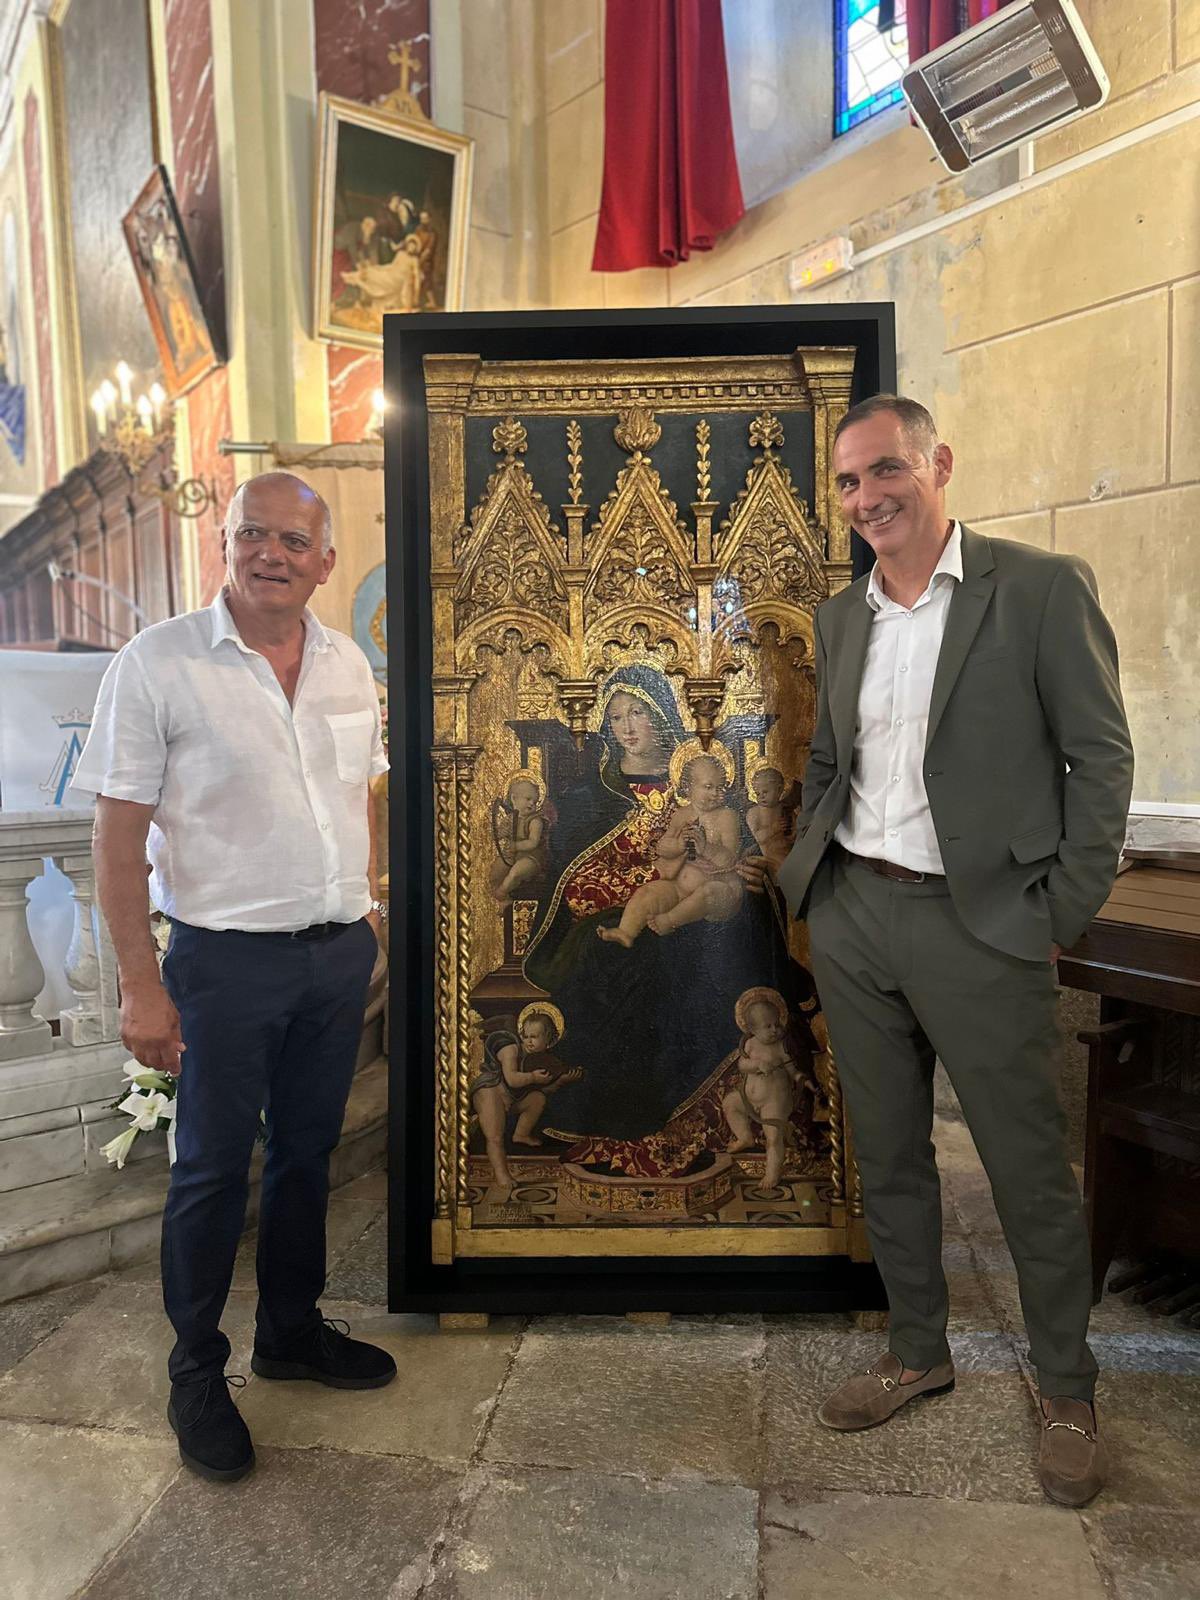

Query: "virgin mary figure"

xmin=524 ymin=663 xmax=816 ymax=1175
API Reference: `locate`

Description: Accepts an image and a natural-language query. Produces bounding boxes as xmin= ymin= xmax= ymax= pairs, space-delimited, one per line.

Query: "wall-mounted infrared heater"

xmin=903 ymin=0 xmax=1109 ymax=172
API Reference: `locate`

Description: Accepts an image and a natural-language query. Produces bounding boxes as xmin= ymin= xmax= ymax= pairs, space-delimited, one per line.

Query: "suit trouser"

xmin=160 ymin=917 xmax=378 ymax=1386
xmin=806 ymin=850 xmax=1097 ymax=1401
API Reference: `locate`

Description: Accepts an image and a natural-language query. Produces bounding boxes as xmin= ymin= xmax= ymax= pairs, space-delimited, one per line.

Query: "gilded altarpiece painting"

xmin=418 ymin=345 xmax=877 ymax=1276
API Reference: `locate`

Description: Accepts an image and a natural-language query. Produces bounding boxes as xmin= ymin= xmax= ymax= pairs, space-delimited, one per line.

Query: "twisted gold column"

xmin=454 ymin=747 xmax=482 ymax=1206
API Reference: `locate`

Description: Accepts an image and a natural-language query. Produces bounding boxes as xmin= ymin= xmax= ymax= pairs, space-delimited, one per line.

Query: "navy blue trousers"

xmin=160 ymin=917 xmax=377 ymax=1385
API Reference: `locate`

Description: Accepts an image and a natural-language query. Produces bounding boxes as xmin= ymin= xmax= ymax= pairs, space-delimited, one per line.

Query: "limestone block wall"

xmin=456 ymin=0 xmax=548 ymax=310
xmin=536 ymin=0 xmax=1200 ymax=804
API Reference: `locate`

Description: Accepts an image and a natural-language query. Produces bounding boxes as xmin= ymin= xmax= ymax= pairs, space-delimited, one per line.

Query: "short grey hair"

xmin=224 ymin=471 xmax=334 ymax=554
xmin=834 ymin=394 xmax=940 ymax=462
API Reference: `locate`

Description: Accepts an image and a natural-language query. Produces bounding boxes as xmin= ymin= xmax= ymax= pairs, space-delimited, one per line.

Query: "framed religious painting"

xmin=386 ymin=308 xmax=893 ymax=1314
xmin=121 ymin=166 xmax=222 ymax=397
xmin=313 ymin=93 xmax=473 ymax=351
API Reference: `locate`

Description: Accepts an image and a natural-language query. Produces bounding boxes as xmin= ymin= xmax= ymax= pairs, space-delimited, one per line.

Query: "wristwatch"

xmin=369 ymin=898 xmax=389 ymax=923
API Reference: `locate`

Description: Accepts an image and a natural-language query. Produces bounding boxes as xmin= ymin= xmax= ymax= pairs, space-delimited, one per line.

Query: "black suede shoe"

xmin=167 ymin=1375 xmax=255 ymax=1482
xmin=251 ymin=1317 xmax=397 ymax=1390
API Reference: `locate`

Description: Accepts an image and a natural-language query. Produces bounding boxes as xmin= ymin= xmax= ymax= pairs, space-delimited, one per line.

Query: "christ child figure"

xmin=745 ymin=765 xmax=797 ymax=871
xmin=489 ymin=773 xmax=549 ymax=907
xmin=723 ymin=988 xmax=820 ymax=1189
xmin=469 ymin=1004 xmax=582 ymax=1196
xmin=598 ymin=747 xmax=744 ymax=948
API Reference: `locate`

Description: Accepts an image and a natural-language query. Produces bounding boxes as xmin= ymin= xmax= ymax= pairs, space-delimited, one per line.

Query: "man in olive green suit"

xmin=777 ymin=395 xmax=1133 ymax=1507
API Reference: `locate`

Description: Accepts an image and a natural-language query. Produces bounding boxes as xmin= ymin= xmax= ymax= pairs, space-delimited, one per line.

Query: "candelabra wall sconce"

xmin=89 ymin=361 xmax=219 ymax=520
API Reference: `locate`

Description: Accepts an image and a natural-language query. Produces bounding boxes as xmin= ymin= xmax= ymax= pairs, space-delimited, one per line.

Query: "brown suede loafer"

xmin=1039 ymin=1396 xmax=1107 ymax=1506
xmin=817 ymin=1351 xmax=956 ymax=1431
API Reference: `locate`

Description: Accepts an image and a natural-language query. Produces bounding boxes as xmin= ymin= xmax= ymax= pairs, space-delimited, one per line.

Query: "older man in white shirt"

xmin=73 ymin=471 xmax=394 ymax=1486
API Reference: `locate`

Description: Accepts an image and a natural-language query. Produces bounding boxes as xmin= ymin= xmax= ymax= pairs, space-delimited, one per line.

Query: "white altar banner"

xmin=0 ymin=649 xmax=113 ymax=812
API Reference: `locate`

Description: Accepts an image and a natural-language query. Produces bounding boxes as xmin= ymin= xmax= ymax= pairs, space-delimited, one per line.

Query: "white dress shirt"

xmin=72 ymin=591 xmax=388 ymax=931
xmin=835 ymin=522 xmax=963 ymax=874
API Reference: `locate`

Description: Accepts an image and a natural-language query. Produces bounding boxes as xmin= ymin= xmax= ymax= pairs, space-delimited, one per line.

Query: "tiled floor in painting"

xmin=3 ymin=1118 xmax=1199 ymax=1600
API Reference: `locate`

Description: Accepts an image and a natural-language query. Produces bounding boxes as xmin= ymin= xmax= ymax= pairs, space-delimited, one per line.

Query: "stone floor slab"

xmin=82 ymin=1445 xmax=461 ymax=1600
xmin=762 ymin=1492 xmax=1106 ymax=1600
xmin=481 ymin=1316 xmax=765 ymax=1484
xmin=945 ymin=1266 xmax=1018 ymax=1335
xmin=333 ymin=1167 xmax=388 ymax=1208
xmin=1089 ymin=1330 xmax=1200 ymax=1375
xmin=765 ymin=1327 xmax=1042 ymax=1501
xmin=424 ymin=1465 xmax=759 ymax=1600
xmin=238 ymin=1304 xmax=521 ymax=1464
xmin=1095 ymin=1372 xmax=1200 ymax=1509
xmin=0 ymin=1280 xmax=254 ymax=1434
xmin=231 ymin=1195 xmax=382 ymax=1291
xmin=0 ymin=1419 xmax=179 ymax=1600
xmin=0 ymin=1279 xmax=102 ymax=1375
xmin=324 ymin=1211 xmax=387 ymax=1303
xmin=1081 ymin=1506 xmax=1200 ymax=1600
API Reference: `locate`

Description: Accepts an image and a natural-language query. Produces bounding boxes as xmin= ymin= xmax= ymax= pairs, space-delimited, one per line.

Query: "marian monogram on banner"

xmin=0 ymin=654 xmax=110 ymax=813
xmin=41 ymin=709 xmax=92 ymax=807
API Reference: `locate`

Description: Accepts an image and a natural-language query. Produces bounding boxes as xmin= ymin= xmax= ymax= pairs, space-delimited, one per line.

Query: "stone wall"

xmin=534 ymin=0 xmax=1200 ymax=805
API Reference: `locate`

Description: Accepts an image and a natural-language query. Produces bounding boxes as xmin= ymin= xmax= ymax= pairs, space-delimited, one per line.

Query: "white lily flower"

xmin=101 ymin=1127 xmax=139 ymax=1169
xmin=117 ymin=1089 xmax=175 ymax=1131
xmin=121 ymin=1061 xmax=174 ymax=1094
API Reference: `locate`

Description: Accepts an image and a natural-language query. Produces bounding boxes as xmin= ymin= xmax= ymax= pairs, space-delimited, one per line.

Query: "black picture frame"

xmin=385 ymin=305 xmax=894 ymax=1314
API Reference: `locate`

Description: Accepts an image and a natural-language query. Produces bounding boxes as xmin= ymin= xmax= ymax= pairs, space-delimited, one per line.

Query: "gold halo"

xmin=517 ymin=1001 xmax=565 ymax=1041
xmin=668 ymin=736 xmax=735 ymax=792
xmin=745 ymin=752 xmax=787 ymax=794
xmin=734 ymin=986 xmax=788 ymax=1035
xmin=503 ymin=768 xmax=546 ymax=808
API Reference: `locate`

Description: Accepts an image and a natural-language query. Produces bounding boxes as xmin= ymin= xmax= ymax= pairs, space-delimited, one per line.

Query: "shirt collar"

xmin=865 ymin=521 xmax=963 ymax=612
xmin=209 ymin=588 xmax=331 ymax=654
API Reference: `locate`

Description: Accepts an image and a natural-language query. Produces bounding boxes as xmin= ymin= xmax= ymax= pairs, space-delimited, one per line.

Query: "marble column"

xmin=58 ymin=852 xmax=102 ymax=1047
xmin=0 ymin=856 xmax=53 ymax=1062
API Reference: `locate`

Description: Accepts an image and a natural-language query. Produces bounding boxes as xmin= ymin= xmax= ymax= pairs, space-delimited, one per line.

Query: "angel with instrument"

xmin=488 ymin=769 xmax=551 ymax=907
xmin=469 ymin=1002 xmax=582 ymax=1196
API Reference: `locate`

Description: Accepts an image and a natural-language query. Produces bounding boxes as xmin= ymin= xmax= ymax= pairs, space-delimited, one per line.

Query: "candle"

xmin=149 ymin=382 xmax=166 ymax=428
xmin=91 ymin=390 xmax=107 ymax=436
xmin=116 ymin=361 xmax=133 ymax=408
xmin=100 ymin=380 xmax=117 ymax=423
xmin=136 ymin=395 xmax=153 ymax=433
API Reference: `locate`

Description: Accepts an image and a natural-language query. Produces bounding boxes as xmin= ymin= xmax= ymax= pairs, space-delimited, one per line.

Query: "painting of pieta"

xmin=407 ymin=334 xmax=876 ymax=1276
xmin=313 ymin=95 xmax=473 ymax=350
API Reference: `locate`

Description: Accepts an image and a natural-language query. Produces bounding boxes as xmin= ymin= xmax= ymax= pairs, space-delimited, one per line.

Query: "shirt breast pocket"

xmin=326 ymin=709 xmax=373 ymax=784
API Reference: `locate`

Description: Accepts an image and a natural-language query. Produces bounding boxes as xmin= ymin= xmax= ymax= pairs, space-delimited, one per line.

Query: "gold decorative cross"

xmin=382 ymin=39 xmax=428 ymax=121
xmin=388 ymin=40 xmax=418 ymax=96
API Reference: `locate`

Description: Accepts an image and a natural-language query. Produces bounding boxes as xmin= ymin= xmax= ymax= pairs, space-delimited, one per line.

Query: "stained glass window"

xmin=835 ymin=0 xmax=910 ymax=136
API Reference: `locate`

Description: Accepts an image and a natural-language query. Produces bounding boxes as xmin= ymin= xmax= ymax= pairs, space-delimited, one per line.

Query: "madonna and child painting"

xmin=466 ymin=661 xmax=830 ymax=1227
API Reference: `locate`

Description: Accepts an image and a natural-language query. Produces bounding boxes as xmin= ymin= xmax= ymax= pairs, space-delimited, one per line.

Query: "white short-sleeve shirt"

xmin=71 ymin=591 xmax=388 ymax=931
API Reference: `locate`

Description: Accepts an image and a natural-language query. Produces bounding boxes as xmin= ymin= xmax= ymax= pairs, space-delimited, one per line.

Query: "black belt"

xmin=838 ymin=846 xmax=945 ymax=885
xmin=272 ymin=921 xmax=353 ymax=942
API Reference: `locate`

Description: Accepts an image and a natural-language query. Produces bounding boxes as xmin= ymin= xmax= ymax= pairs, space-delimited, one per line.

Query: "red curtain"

xmin=907 ymin=0 xmax=1017 ymax=60
xmin=592 ymin=0 xmax=744 ymax=272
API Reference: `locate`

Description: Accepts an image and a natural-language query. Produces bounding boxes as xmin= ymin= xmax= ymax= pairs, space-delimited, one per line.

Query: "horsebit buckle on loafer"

xmin=1044 ymin=1419 xmax=1097 ymax=1442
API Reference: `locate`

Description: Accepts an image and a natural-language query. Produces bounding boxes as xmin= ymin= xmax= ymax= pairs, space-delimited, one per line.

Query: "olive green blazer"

xmin=776 ymin=527 xmax=1134 ymax=961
